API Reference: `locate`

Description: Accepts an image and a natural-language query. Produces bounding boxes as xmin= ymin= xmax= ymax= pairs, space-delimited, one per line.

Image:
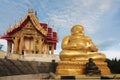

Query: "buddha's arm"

xmin=62 ymin=36 xmax=77 ymax=49
xmin=91 ymin=45 xmax=98 ymax=52
xmin=61 ymin=36 xmax=70 ymax=49
xmin=87 ymin=41 xmax=98 ymax=52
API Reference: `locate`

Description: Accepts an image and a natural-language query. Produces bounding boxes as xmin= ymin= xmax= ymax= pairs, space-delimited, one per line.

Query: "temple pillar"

xmin=38 ymin=38 xmax=43 ymax=54
xmin=13 ymin=37 xmax=19 ymax=54
xmin=7 ymin=40 xmax=12 ymax=56
xmin=33 ymin=32 xmax=38 ymax=54
xmin=51 ymin=44 xmax=54 ymax=55
xmin=43 ymin=44 xmax=47 ymax=54
xmin=33 ymin=38 xmax=36 ymax=54
xmin=19 ymin=36 xmax=24 ymax=54
xmin=46 ymin=44 xmax=49 ymax=54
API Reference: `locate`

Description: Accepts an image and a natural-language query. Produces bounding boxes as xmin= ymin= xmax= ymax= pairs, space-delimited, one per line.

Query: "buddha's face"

xmin=71 ymin=25 xmax=84 ymax=34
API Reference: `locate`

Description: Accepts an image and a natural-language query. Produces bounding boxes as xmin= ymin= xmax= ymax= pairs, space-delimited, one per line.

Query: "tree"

xmin=106 ymin=58 xmax=120 ymax=74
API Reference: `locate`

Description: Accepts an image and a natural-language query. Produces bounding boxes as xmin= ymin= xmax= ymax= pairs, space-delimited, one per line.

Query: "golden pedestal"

xmin=56 ymin=60 xmax=111 ymax=75
xmin=56 ymin=61 xmax=86 ymax=75
xmin=95 ymin=62 xmax=111 ymax=75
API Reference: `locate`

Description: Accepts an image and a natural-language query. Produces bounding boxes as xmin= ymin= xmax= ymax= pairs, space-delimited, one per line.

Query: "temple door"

xmin=24 ymin=37 xmax=34 ymax=53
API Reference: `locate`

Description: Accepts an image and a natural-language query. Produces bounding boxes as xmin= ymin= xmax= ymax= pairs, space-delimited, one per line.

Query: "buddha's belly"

xmin=60 ymin=50 xmax=88 ymax=61
xmin=60 ymin=50 xmax=87 ymax=56
xmin=69 ymin=39 xmax=86 ymax=48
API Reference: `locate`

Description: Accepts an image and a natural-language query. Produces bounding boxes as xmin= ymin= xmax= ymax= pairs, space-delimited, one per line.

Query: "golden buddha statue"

xmin=60 ymin=25 xmax=88 ymax=61
xmin=56 ymin=25 xmax=111 ymax=75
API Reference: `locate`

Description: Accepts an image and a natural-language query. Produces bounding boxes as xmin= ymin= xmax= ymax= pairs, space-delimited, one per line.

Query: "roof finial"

xmin=28 ymin=8 xmax=33 ymax=13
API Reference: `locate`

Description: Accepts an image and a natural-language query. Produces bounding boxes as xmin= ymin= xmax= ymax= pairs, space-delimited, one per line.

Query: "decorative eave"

xmin=46 ymin=29 xmax=58 ymax=43
xmin=40 ymin=23 xmax=58 ymax=43
xmin=0 ymin=34 xmax=12 ymax=40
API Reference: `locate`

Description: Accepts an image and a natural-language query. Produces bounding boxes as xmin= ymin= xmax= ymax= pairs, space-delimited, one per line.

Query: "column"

xmin=33 ymin=38 xmax=36 ymax=54
xmin=38 ymin=38 xmax=43 ymax=54
xmin=46 ymin=44 xmax=49 ymax=54
xmin=51 ymin=44 xmax=54 ymax=55
xmin=44 ymin=44 xmax=48 ymax=54
xmin=34 ymin=32 xmax=37 ymax=54
xmin=7 ymin=40 xmax=12 ymax=56
xmin=7 ymin=41 xmax=10 ymax=54
xmin=9 ymin=41 xmax=12 ymax=53
xmin=19 ymin=36 xmax=24 ymax=54
xmin=13 ymin=37 xmax=19 ymax=54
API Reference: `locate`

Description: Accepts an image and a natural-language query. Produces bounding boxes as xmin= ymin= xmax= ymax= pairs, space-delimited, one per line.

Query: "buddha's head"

xmin=71 ymin=25 xmax=84 ymax=35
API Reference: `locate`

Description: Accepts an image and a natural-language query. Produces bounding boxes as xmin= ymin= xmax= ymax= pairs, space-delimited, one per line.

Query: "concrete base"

xmin=0 ymin=73 xmax=120 ymax=80
xmin=0 ymin=50 xmax=60 ymax=62
xmin=23 ymin=54 xmax=60 ymax=62
xmin=8 ymin=54 xmax=60 ymax=62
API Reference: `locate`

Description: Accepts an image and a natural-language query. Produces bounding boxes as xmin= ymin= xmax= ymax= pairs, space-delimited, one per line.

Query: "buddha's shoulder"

xmin=63 ymin=36 xmax=70 ymax=39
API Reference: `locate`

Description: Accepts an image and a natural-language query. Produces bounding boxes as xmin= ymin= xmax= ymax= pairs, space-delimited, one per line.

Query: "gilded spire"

xmin=28 ymin=8 xmax=34 ymax=13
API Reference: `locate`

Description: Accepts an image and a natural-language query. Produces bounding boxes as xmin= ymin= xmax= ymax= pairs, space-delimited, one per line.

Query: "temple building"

xmin=0 ymin=11 xmax=58 ymax=56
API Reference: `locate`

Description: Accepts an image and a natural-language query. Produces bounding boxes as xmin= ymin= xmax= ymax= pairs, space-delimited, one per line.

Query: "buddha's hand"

xmin=75 ymin=44 xmax=87 ymax=50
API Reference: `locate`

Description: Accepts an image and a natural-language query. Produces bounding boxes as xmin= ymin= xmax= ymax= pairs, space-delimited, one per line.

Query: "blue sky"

xmin=0 ymin=0 xmax=120 ymax=59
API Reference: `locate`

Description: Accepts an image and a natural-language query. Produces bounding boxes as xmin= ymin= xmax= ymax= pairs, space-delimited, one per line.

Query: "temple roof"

xmin=0 ymin=12 xmax=58 ymax=43
xmin=6 ymin=12 xmax=47 ymax=36
xmin=40 ymin=23 xmax=58 ymax=43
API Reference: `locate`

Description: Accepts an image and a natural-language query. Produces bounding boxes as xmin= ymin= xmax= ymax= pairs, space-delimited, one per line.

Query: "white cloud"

xmin=97 ymin=39 xmax=119 ymax=51
xmin=46 ymin=0 xmax=112 ymax=34
xmin=99 ymin=0 xmax=111 ymax=12
xmin=82 ymin=0 xmax=95 ymax=7
xmin=98 ymin=39 xmax=120 ymax=59
xmin=101 ymin=50 xmax=120 ymax=59
xmin=47 ymin=14 xmax=67 ymax=27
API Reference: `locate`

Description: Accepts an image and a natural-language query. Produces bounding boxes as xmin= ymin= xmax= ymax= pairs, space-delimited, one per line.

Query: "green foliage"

xmin=106 ymin=58 xmax=120 ymax=74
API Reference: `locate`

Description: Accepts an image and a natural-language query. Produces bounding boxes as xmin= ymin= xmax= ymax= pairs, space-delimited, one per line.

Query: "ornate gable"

xmin=21 ymin=21 xmax=37 ymax=35
xmin=6 ymin=12 xmax=47 ymax=37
